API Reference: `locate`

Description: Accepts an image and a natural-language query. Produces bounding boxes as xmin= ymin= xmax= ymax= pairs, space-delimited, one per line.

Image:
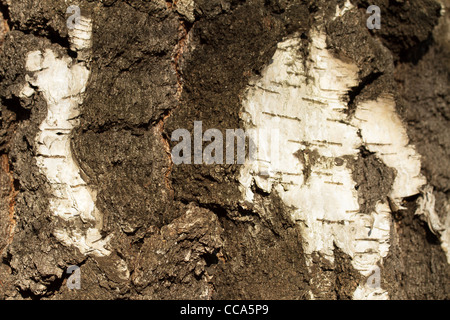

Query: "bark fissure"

xmin=159 ymin=5 xmax=193 ymax=196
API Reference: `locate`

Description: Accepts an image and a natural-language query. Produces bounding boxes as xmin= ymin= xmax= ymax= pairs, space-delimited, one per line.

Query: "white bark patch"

xmin=68 ymin=16 xmax=93 ymax=61
xmin=21 ymin=18 xmax=111 ymax=257
xmin=442 ymin=202 xmax=450 ymax=264
xmin=334 ymin=0 xmax=353 ymax=20
xmin=352 ymin=98 xmax=426 ymax=204
xmin=238 ymin=28 xmax=427 ymax=299
xmin=415 ymin=185 xmax=450 ymax=264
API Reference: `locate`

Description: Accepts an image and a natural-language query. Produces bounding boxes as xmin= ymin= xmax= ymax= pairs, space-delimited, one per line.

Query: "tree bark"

xmin=0 ymin=0 xmax=448 ymax=300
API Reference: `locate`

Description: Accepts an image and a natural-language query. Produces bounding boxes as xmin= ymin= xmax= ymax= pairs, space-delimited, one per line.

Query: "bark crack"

xmin=158 ymin=5 xmax=193 ymax=196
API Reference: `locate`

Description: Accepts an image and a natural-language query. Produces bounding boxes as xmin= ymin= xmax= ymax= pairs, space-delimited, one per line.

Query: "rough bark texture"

xmin=0 ymin=0 xmax=448 ymax=299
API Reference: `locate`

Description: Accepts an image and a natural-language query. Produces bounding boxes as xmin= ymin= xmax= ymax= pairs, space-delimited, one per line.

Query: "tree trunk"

xmin=0 ymin=0 xmax=448 ymax=300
